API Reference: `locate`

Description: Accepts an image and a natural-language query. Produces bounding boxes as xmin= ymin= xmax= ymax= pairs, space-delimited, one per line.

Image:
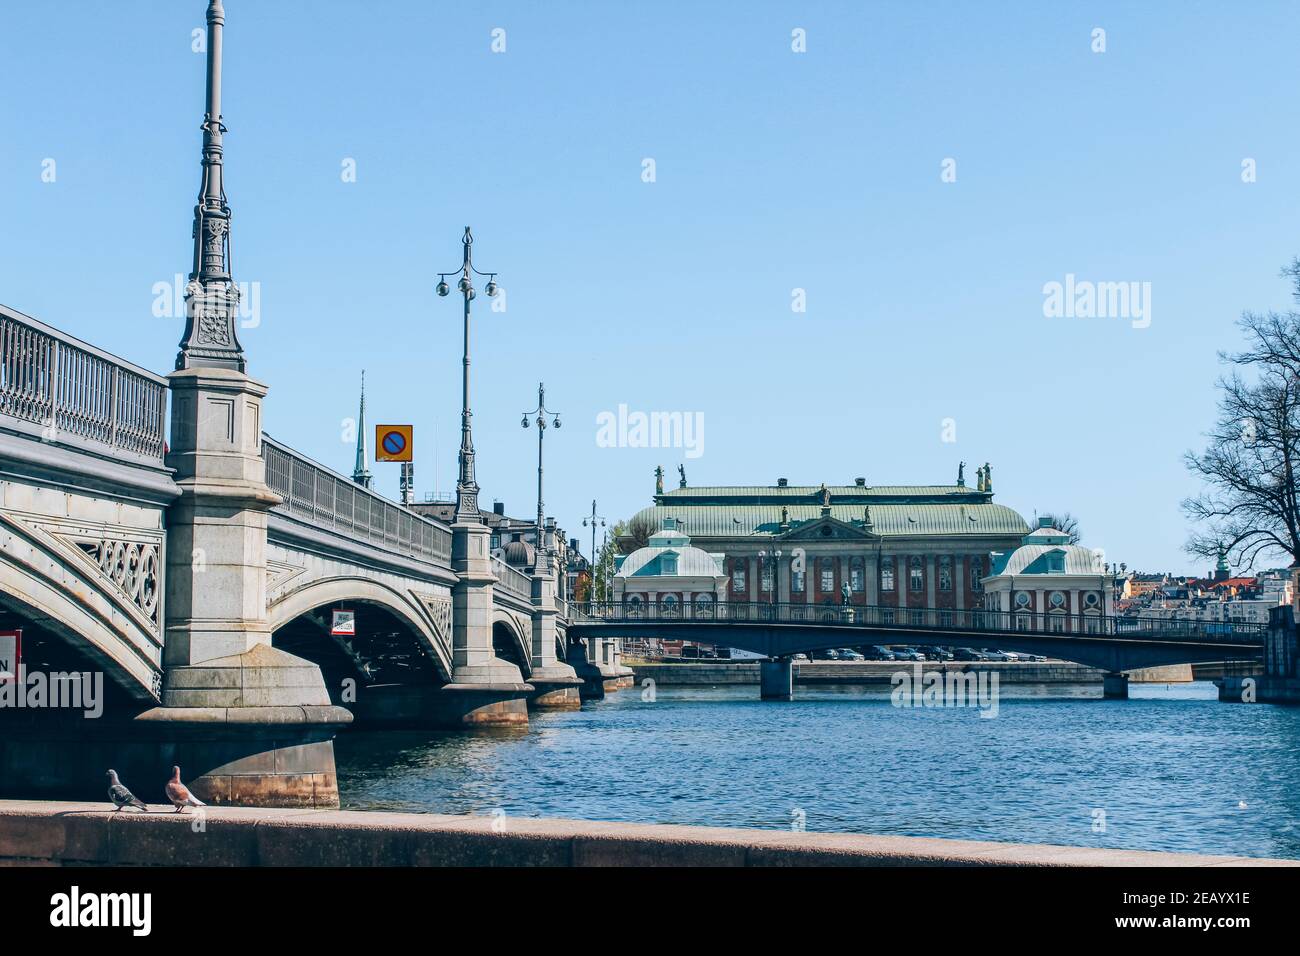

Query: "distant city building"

xmin=620 ymin=467 xmax=1029 ymax=612
xmin=409 ymin=499 xmax=576 ymax=603
xmin=1126 ymin=567 xmax=1295 ymax=626
xmin=982 ymin=518 xmax=1113 ymax=629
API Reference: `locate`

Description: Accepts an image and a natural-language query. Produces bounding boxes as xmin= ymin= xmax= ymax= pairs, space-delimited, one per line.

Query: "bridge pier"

xmin=566 ymin=638 xmax=609 ymax=700
xmin=157 ymin=367 xmax=353 ymax=806
xmin=1102 ymin=672 xmax=1130 ymax=699
xmin=448 ymin=520 xmax=533 ymax=725
xmin=526 ymin=550 xmax=583 ymax=711
xmin=760 ymin=658 xmax=794 ymax=701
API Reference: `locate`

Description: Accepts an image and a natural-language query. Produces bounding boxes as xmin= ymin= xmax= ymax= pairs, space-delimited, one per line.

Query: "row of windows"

xmin=730 ymin=556 xmax=985 ymax=593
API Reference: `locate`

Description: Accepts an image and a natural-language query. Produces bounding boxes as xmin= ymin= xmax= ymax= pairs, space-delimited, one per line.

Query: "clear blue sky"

xmin=2 ymin=1 xmax=1297 ymax=574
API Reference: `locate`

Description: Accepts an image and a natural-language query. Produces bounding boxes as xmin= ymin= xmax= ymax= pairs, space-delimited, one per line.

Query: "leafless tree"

xmin=1183 ymin=260 xmax=1300 ymax=570
xmin=619 ymin=514 xmax=657 ymax=554
xmin=1038 ymin=512 xmax=1082 ymax=545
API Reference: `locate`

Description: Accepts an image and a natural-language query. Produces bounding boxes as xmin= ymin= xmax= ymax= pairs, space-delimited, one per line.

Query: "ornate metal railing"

xmin=262 ymin=435 xmax=452 ymax=564
xmin=0 ymin=307 xmax=167 ymax=463
xmin=576 ymin=601 xmax=1267 ymax=646
xmin=491 ymin=556 xmax=533 ymax=601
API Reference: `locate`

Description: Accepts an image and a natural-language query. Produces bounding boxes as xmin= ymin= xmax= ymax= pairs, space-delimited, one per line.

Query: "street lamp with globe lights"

xmin=520 ymin=382 xmax=561 ymax=565
xmin=436 ymin=226 xmax=500 ymax=524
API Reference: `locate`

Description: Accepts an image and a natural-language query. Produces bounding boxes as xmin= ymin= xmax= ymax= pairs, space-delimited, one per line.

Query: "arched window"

xmin=909 ymin=556 xmax=923 ymax=591
xmin=938 ymin=555 xmax=952 ymax=591
xmin=694 ymin=592 xmax=714 ymax=619
xmin=850 ymin=556 xmax=864 ymax=591
xmin=662 ymin=593 xmax=679 ymax=616
xmin=880 ymin=557 xmax=895 ymax=592
xmin=626 ymin=594 xmax=643 ymax=618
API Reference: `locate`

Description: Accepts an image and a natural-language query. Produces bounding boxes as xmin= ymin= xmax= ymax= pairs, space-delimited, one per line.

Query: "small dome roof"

xmin=615 ymin=519 xmax=725 ymax=579
xmin=991 ymin=543 xmax=1104 ymax=576
xmin=502 ymin=539 xmax=536 ymax=568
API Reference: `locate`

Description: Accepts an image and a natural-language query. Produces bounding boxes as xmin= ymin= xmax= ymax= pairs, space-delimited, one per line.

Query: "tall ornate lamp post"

xmin=434 ymin=228 xmax=531 ymax=718
xmin=520 ymin=383 xmax=561 ymax=562
xmin=436 ymin=227 xmax=499 ymax=524
xmin=517 ymin=385 xmax=583 ymax=708
xmin=582 ymin=501 xmax=606 ymax=609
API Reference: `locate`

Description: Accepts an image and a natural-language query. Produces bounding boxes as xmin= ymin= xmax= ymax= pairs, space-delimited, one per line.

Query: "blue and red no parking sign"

xmin=375 ymin=425 xmax=413 ymax=462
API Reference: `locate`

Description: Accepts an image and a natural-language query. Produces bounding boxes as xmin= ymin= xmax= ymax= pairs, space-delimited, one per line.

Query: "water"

xmin=334 ymin=681 xmax=1300 ymax=860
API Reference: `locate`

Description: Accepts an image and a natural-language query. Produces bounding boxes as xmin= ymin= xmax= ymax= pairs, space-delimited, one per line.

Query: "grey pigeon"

xmin=106 ymin=769 xmax=146 ymax=812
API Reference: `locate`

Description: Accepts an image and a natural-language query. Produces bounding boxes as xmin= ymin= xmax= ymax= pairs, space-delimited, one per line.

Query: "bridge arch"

xmin=492 ymin=610 xmax=532 ymax=677
xmin=0 ymin=518 xmax=161 ymax=701
xmin=268 ymin=575 xmax=452 ymax=680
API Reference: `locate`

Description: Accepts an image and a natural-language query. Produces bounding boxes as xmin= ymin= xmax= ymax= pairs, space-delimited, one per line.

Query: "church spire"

xmin=175 ymin=0 xmax=246 ymax=372
xmin=352 ymin=371 xmax=373 ymax=489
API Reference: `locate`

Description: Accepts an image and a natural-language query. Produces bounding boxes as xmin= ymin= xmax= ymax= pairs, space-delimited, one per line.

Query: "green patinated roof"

xmin=629 ymin=503 xmax=1029 ymax=539
xmin=656 ymin=484 xmax=988 ymax=505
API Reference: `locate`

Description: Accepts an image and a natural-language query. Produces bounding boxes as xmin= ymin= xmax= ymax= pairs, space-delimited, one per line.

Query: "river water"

xmin=334 ymin=681 xmax=1300 ymax=860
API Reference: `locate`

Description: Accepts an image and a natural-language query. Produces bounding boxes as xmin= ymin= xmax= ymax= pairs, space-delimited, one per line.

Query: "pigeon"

xmin=106 ymin=769 xmax=146 ymax=812
xmin=164 ymin=766 xmax=205 ymax=813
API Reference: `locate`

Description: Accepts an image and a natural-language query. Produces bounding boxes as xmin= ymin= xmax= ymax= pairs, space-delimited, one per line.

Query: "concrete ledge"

xmin=0 ymin=801 xmax=1293 ymax=867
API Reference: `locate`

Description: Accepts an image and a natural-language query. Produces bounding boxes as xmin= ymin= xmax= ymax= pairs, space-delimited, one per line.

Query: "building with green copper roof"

xmin=614 ymin=468 xmax=1030 ymax=614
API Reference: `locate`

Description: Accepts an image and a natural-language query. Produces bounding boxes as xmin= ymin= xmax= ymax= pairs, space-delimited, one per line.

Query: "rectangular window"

xmin=909 ymin=558 xmax=923 ymax=591
xmin=939 ymin=556 xmax=952 ymax=591
xmin=732 ymin=562 xmax=746 ymax=592
xmin=792 ymin=569 xmax=805 ymax=593
xmin=851 ymin=564 xmax=864 ymax=591
xmin=881 ymin=558 xmax=895 ymax=592
xmin=820 ymin=565 xmax=834 ymax=592
xmin=761 ymin=566 xmax=773 ymax=592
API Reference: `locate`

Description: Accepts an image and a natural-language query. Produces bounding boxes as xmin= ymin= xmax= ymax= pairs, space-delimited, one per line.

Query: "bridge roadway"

xmin=569 ymin=601 xmax=1265 ymax=698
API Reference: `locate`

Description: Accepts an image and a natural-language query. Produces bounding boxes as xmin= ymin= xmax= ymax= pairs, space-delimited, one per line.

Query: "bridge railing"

xmin=0 ymin=305 xmax=167 ymax=464
xmin=491 ymin=556 xmax=533 ymax=601
xmin=577 ymin=601 xmax=1266 ymax=646
xmin=262 ymin=435 xmax=452 ymax=564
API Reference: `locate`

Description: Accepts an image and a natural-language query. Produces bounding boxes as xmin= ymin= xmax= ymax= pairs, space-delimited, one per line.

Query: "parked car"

xmin=893 ymin=647 xmax=925 ymax=662
xmin=791 ymin=653 xmax=810 ymax=662
xmin=925 ymin=647 xmax=953 ymax=662
xmin=952 ymin=647 xmax=986 ymax=662
xmin=982 ymin=648 xmax=1015 ymax=662
xmin=823 ymin=649 xmax=840 ymax=660
xmin=864 ymin=646 xmax=896 ymax=661
xmin=839 ymin=648 xmax=864 ymax=661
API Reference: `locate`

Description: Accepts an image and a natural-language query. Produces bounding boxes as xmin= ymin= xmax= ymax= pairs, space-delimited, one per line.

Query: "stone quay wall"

xmin=0 ymin=802 xmax=1293 ymax=867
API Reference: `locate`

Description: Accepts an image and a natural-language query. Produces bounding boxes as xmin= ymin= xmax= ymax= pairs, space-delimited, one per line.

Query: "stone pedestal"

xmin=760 ymin=659 xmax=794 ymax=701
xmin=450 ymin=519 xmax=532 ymax=725
xmin=1101 ymin=672 xmax=1130 ymax=699
xmin=159 ymin=367 xmax=349 ymax=806
xmin=527 ymin=556 xmax=582 ymax=710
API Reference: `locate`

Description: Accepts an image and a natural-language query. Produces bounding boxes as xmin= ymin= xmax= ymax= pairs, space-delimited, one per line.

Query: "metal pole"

xmin=437 ymin=227 xmax=498 ymax=524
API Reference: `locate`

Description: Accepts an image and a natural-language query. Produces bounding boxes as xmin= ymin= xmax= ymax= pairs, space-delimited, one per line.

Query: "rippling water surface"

xmin=334 ymin=682 xmax=1300 ymax=859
